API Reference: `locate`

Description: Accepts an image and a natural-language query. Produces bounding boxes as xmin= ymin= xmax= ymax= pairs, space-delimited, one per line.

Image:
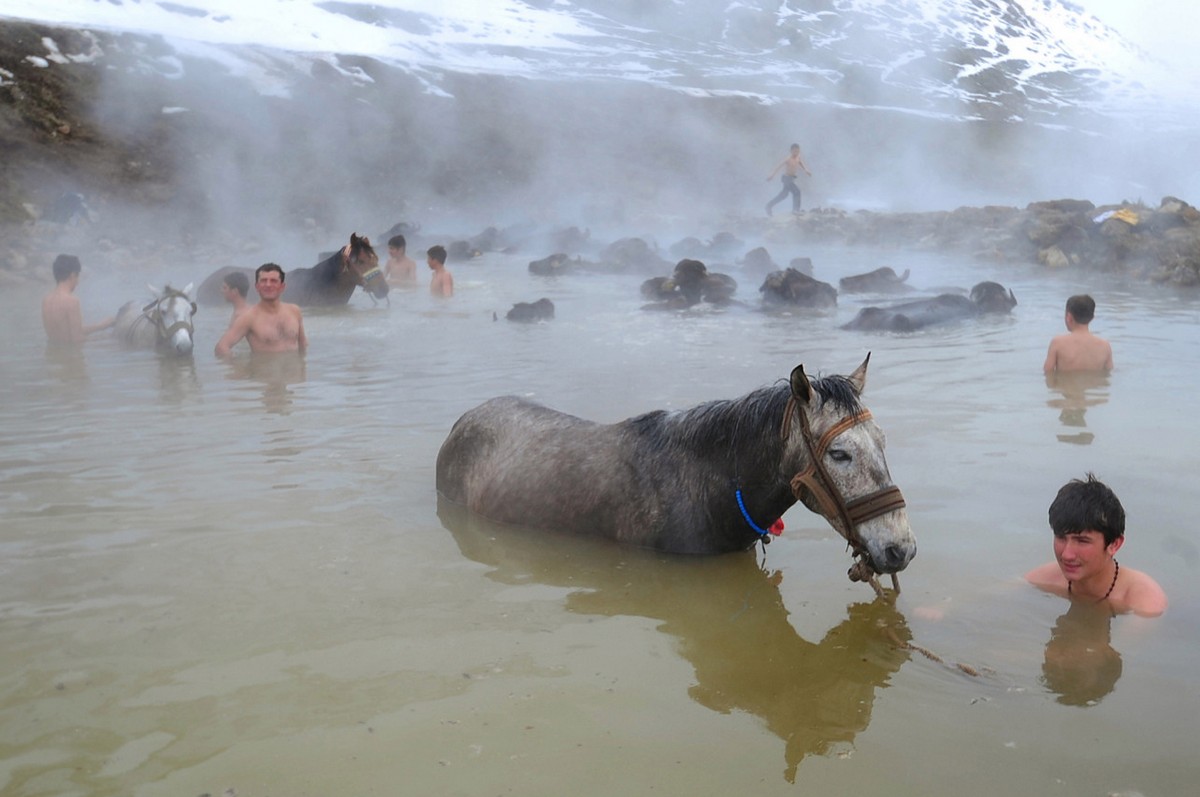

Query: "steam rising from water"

xmin=8 ymin=0 xmax=1200 ymax=255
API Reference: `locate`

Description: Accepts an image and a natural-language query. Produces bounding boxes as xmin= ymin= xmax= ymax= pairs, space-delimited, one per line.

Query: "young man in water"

xmin=214 ymin=263 xmax=307 ymax=357
xmin=41 ymin=254 xmax=114 ymax=344
xmin=765 ymin=142 xmax=811 ymax=217
xmin=1043 ymin=294 xmax=1113 ymax=373
xmin=385 ymin=234 xmax=417 ymax=287
xmin=1026 ymin=474 xmax=1167 ymax=617
xmin=220 ymin=270 xmax=252 ymax=328
xmin=427 ymin=244 xmax=453 ymax=297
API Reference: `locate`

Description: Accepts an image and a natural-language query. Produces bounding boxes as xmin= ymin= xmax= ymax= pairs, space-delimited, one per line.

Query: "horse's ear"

xmin=146 ymin=283 xmax=159 ymax=296
xmin=848 ymin=352 xmax=871 ymax=394
xmin=182 ymin=282 xmax=194 ymax=298
xmin=790 ymin=364 xmax=813 ymax=405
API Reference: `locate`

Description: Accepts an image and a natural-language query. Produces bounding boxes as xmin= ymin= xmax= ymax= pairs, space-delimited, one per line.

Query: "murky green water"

xmin=2 ymin=238 xmax=1198 ymax=796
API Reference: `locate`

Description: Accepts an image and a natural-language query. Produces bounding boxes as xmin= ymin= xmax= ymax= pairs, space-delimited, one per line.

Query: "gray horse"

xmin=436 ymin=357 xmax=916 ymax=585
xmin=112 ymin=283 xmax=197 ymax=356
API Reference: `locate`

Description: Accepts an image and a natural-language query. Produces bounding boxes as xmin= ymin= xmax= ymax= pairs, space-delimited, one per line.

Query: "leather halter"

xmin=341 ymin=244 xmax=383 ymax=287
xmin=139 ymin=288 xmax=195 ymax=344
xmin=781 ymin=396 xmax=907 ymax=571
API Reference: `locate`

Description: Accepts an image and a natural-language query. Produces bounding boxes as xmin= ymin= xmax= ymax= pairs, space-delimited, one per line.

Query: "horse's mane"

xmin=628 ymin=372 xmax=863 ymax=457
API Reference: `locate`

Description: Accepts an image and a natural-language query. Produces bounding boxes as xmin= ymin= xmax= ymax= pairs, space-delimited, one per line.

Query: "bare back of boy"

xmin=42 ymin=290 xmax=85 ymax=344
xmin=1044 ymin=331 xmax=1113 ymax=373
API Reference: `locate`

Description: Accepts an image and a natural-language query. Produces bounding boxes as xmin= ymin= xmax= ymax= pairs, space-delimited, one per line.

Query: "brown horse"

xmin=197 ymin=233 xmax=388 ymax=307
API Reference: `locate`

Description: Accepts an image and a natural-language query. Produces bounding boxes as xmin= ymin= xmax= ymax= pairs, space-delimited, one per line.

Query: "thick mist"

xmin=31 ymin=5 xmax=1200 ymax=270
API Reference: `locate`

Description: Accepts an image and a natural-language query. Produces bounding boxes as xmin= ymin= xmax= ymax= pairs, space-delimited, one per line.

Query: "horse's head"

xmin=782 ymin=354 xmax=916 ymax=581
xmin=344 ymin=233 xmax=389 ymax=300
xmin=144 ymin=282 xmax=197 ymax=356
xmin=970 ymin=281 xmax=1017 ymax=313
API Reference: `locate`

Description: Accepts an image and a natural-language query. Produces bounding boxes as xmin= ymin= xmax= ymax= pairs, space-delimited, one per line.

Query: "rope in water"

xmin=881 ymin=625 xmax=982 ymax=677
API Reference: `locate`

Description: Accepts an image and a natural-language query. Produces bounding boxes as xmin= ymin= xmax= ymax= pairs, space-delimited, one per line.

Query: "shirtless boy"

xmin=1026 ymin=474 xmax=1167 ymax=617
xmin=427 ymin=244 xmax=453 ymax=298
xmin=385 ymin=234 xmax=417 ymax=287
xmin=214 ymin=263 xmax=307 ymax=357
xmin=1043 ymin=294 xmax=1113 ymax=373
xmin=220 ymin=271 xmax=252 ymax=328
xmin=766 ymin=143 xmax=812 ymax=216
xmin=41 ymin=254 xmax=114 ymax=344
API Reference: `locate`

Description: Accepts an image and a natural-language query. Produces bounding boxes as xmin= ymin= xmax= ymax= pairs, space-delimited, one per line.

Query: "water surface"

xmin=2 ymin=242 xmax=1198 ymax=795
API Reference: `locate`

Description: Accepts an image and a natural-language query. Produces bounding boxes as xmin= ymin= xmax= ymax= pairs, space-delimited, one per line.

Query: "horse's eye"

xmin=828 ymin=449 xmax=851 ymax=463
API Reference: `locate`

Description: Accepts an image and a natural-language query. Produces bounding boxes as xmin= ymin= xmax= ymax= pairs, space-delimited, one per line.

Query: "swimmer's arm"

xmin=796 ymin=148 xmax=812 ymax=175
xmin=1042 ymin=340 xmax=1059 ymax=374
xmin=215 ymin=311 xmax=252 ymax=358
xmin=84 ymin=317 xmax=115 ymax=336
xmin=296 ymin=313 xmax=308 ymax=355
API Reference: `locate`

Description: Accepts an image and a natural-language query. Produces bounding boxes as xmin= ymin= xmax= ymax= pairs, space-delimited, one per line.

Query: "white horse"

xmin=113 ymin=283 xmax=197 ymax=356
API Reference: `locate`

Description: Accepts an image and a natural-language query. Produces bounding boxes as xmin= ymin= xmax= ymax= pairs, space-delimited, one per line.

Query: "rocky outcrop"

xmin=764 ymin=197 xmax=1200 ymax=286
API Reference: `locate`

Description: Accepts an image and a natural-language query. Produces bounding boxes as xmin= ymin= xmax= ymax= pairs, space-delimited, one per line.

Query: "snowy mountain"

xmin=1 ymin=0 xmax=1195 ymax=235
xmin=0 ymin=0 xmax=1170 ymax=120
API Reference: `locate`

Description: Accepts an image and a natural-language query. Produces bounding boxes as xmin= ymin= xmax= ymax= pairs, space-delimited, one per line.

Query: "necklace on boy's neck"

xmin=1068 ymin=559 xmax=1119 ymax=602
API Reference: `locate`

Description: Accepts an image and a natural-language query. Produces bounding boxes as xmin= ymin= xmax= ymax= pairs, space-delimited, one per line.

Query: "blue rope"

xmin=735 ymin=489 xmax=771 ymax=538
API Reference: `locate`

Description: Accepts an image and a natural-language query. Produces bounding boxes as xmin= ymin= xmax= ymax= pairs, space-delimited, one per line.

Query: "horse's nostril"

xmin=884 ymin=543 xmax=909 ymax=567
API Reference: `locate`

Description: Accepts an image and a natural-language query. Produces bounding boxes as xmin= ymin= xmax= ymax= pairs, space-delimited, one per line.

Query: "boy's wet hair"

xmin=223 ymin=271 xmax=250 ymax=297
xmin=427 ymin=245 xmax=447 ymax=265
xmin=388 ymin=234 xmax=406 ymax=250
xmin=1066 ymin=294 xmax=1096 ymax=324
xmin=52 ymin=254 xmax=81 ymax=282
xmin=1048 ymin=473 xmax=1125 ymax=546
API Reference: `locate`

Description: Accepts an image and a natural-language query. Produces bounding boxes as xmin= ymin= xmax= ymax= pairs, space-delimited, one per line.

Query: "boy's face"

xmin=427 ymin=256 xmax=438 ymax=270
xmin=388 ymin=246 xmax=403 ymax=259
xmin=1053 ymin=529 xmax=1121 ymax=582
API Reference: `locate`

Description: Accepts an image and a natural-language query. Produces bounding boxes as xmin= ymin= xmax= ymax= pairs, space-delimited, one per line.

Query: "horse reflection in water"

xmin=437 ymin=356 xmax=915 ymax=590
xmin=438 ymin=501 xmax=913 ymax=782
xmin=197 ymin=233 xmax=389 ymax=307
xmin=112 ymin=283 xmax=197 ymax=356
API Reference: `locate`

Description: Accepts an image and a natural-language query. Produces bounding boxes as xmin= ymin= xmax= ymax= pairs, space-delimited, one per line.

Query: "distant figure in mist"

xmin=41 ymin=254 xmax=114 ymax=345
xmin=215 ymin=263 xmax=307 ymax=357
xmin=220 ymin=270 xmax=252 ymax=330
xmin=1043 ymin=294 xmax=1113 ymax=373
xmin=386 ymin=234 xmax=418 ymax=287
xmin=765 ymin=142 xmax=811 ymax=217
xmin=427 ymin=245 xmax=454 ymax=298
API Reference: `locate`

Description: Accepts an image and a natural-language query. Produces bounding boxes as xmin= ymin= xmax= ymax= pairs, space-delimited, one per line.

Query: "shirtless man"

xmin=214 ymin=263 xmax=307 ymax=357
xmin=1043 ymin=294 xmax=1113 ymax=373
xmin=385 ymin=234 xmax=418 ymax=287
xmin=427 ymin=244 xmax=454 ymax=298
xmin=220 ymin=271 xmax=252 ymax=328
xmin=1026 ymin=474 xmax=1167 ymax=617
xmin=766 ymin=143 xmax=812 ymax=217
xmin=41 ymin=254 xmax=114 ymax=344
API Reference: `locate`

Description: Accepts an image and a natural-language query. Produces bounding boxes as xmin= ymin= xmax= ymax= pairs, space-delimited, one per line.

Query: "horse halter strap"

xmin=142 ymin=288 xmax=195 ymax=339
xmin=342 ymin=244 xmax=382 ymax=284
xmin=781 ymin=398 xmax=907 ymax=560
